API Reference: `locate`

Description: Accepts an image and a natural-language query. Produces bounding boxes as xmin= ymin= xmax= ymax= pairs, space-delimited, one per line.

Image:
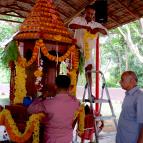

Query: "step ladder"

xmin=82 ymin=70 xmax=117 ymax=143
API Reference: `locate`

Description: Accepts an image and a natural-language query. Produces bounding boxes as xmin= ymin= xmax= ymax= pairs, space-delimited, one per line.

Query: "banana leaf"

xmin=1 ymin=40 xmax=19 ymax=67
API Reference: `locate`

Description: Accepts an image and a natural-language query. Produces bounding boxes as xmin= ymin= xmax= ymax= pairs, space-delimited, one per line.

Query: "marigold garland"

xmin=34 ymin=68 xmax=43 ymax=77
xmin=40 ymin=40 xmax=75 ymax=63
xmin=70 ymin=46 xmax=79 ymax=71
xmin=73 ymin=104 xmax=85 ymax=136
xmin=17 ymin=39 xmax=79 ymax=97
xmin=0 ymin=108 xmax=84 ymax=142
xmin=68 ymin=69 xmax=77 ymax=96
xmin=34 ymin=59 xmax=43 ymax=94
xmin=83 ymin=30 xmax=98 ymax=62
xmin=14 ymin=62 xmax=27 ymax=104
xmin=17 ymin=40 xmax=41 ymax=67
xmin=0 ymin=109 xmax=45 ymax=143
xmin=17 ymin=39 xmax=79 ymax=70
xmin=68 ymin=46 xmax=79 ymax=96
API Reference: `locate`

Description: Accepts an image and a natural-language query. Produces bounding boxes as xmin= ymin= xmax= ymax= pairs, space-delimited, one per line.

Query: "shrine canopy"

xmin=0 ymin=0 xmax=143 ymax=30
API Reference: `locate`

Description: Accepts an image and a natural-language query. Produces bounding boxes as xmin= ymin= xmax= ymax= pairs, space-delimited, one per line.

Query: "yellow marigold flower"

xmin=34 ymin=69 xmax=43 ymax=77
xmin=0 ymin=109 xmax=45 ymax=143
xmin=14 ymin=63 xmax=27 ymax=104
xmin=54 ymin=35 xmax=62 ymax=41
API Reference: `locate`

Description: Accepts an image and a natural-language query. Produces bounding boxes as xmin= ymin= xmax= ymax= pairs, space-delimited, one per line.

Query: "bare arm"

xmin=69 ymin=23 xmax=91 ymax=32
xmin=69 ymin=23 xmax=107 ymax=35
xmin=91 ymin=28 xmax=107 ymax=35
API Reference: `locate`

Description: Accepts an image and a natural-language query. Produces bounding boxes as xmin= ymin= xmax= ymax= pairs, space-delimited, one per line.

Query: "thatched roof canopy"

xmin=0 ymin=0 xmax=143 ymax=29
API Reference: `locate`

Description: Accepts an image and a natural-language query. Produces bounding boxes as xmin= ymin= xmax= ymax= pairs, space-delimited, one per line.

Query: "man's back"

xmin=43 ymin=93 xmax=79 ymax=128
xmin=40 ymin=94 xmax=79 ymax=143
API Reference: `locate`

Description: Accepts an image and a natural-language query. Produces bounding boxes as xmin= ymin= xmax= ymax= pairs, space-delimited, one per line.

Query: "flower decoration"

xmin=68 ymin=69 xmax=77 ymax=96
xmin=83 ymin=30 xmax=97 ymax=62
xmin=34 ymin=58 xmax=43 ymax=93
xmin=73 ymin=104 xmax=85 ymax=136
xmin=14 ymin=62 xmax=27 ymax=104
xmin=18 ymin=39 xmax=77 ymax=67
xmin=16 ymin=39 xmax=79 ymax=97
xmin=34 ymin=68 xmax=43 ymax=77
xmin=0 ymin=109 xmax=45 ymax=143
xmin=17 ymin=39 xmax=41 ymax=67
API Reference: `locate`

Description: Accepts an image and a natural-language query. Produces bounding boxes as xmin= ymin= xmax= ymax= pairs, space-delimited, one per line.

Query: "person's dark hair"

xmin=85 ymin=5 xmax=95 ymax=11
xmin=55 ymin=75 xmax=71 ymax=89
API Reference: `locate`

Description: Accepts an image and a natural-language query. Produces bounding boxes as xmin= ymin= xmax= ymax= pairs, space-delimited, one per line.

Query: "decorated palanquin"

xmin=0 ymin=0 xmax=81 ymax=142
xmin=11 ymin=0 xmax=79 ymax=102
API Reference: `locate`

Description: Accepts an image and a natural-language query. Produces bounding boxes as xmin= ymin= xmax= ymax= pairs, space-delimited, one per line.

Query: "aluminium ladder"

xmin=82 ymin=70 xmax=117 ymax=143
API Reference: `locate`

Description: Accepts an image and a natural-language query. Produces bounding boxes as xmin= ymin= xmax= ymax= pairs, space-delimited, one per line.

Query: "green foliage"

xmin=0 ymin=49 xmax=10 ymax=83
xmin=101 ymin=20 xmax=143 ymax=87
xmin=1 ymin=40 xmax=18 ymax=67
xmin=0 ymin=66 xmax=10 ymax=83
xmin=77 ymin=19 xmax=143 ymax=87
xmin=77 ymin=72 xmax=86 ymax=86
xmin=0 ymin=20 xmax=20 ymax=83
xmin=0 ymin=21 xmax=19 ymax=42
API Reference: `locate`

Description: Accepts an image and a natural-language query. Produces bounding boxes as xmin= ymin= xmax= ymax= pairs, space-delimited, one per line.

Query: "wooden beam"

xmin=61 ymin=0 xmax=78 ymax=11
xmin=64 ymin=9 xmax=84 ymax=24
xmin=57 ymin=8 xmax=70 ymax=18
xmin=64 ymin=0 xmax=96 ymax=24
xmin=109 ymin=16 xmax=120 ymax=25
xmin=16 ymin=0 xmax=35 ymax=6
xmin=0 ymin=5 xmax=30 ymax=12
xmin=114 ymin=0 xmax=139 ymax=18
xmin=0 ymin=13 xmax=25 ymax=18
xmin=0 ymin=18 xmax=22 ymax=23
xmin=14 ymin=11 xmax=27 ymax=18
xmin=0 ymin=10 xmax=26 ymax=18
xmin=0 ymin=10 xmax=12 ymax=14
xmin=15 ymin=4 xmax=31 ymax=12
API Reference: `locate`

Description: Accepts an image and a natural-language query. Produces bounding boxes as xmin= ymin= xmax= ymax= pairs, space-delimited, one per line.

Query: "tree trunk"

xmin=125 ymin=46 xmax=128 ymax=70
xmin=118 ymin=25 xmax=143 ymax=63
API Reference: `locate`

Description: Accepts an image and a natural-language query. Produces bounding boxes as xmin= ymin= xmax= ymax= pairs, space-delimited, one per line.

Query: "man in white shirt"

xmin=69 ymin=5 xmax=107 ymax=96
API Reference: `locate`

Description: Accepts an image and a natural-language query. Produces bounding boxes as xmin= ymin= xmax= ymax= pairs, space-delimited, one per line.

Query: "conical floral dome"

xmin=14 ymin=0 xmax=72 ymax=44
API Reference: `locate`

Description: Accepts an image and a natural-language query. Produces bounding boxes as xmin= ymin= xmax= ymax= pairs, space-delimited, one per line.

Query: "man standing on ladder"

xmin=69 ymin=4 xmax=107 ymax=98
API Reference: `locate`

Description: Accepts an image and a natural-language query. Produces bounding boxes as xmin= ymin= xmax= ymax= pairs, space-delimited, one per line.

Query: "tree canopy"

xmin=0 ymin=20 xmax=19 ymax=83
xmin=101 ymin=18 xmax=143 ymax=87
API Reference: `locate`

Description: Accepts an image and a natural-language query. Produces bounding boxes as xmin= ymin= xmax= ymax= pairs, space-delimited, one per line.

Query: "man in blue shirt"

xmin=116 ymin=71 xmax=143 ymax=143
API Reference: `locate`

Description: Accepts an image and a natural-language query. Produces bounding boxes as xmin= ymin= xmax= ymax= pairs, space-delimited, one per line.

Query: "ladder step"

xmin=95 ymin=115 xmax=116 ymax=121
xmin=95 ymin=99 xmax=109 ymax=103
xmin=84 ymin=99 xmax=95 ymax=103
xmin=84 ymin=99 xmax=109 ymax=103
